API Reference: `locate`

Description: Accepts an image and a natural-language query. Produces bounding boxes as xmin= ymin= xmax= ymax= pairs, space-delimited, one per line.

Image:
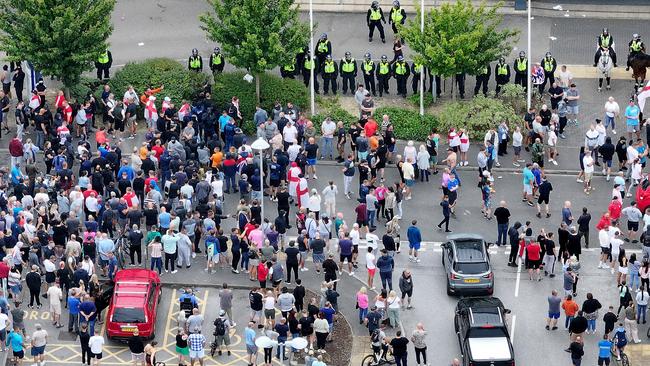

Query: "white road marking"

xmin=510 ymin=314 xmax=517 ymax=340
xmin=515 ymin=257 xmax=522 ymax=298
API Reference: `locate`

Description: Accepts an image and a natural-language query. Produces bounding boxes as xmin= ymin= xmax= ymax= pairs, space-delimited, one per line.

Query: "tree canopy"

xmin=0 ymin=0 xmax=116 ymax=91
xmin=400 ymin=0 xmax=519 ymax=78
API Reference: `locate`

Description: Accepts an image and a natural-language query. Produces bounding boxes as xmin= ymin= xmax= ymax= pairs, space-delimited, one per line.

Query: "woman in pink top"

xmin=248 ymin=226 xmax=265 ymax=249
xmin=356 ymin=287 xmax=369 ymax=324
xmin=375 ymin=184 xmax=388 ymax=220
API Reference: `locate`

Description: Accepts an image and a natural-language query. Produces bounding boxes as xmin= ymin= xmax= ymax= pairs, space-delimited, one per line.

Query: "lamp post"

xmin=309 ymin=0 xmax=315 ymax=115
xmin=419 ymin=0 xmax=424 ymax=116
xmin=526 ymin=0 xmax=532 ymax=109
xmin=251 ymin=137 xmax=271 ymax=231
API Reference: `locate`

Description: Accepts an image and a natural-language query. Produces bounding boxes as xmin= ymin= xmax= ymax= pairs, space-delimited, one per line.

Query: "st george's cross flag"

xmin=638 ymin=80 xmax=650 ymax=113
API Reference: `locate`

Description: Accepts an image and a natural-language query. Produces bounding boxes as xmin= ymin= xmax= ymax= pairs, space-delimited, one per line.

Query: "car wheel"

xmin=454 ymin=317 xmax=459 ymax=333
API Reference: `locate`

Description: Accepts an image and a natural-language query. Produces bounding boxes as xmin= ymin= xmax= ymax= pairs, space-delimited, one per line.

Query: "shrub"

xmin=312 ymin=96 xmax=358 ymax=126
xmin=407 ymin=93 xmax=435 ymax=109
xmin=374 ymin=107 xmax=437 ymax=141
xmin=437 ymin=95 xmax=520 ymax=139
xmin=212 ymin=72 xmax=309 ymax=120
xmin=107 ymin=58 xmax=208 ymax=110
xmin=498 ymin=83 xmax=527 ymax=114
xmin=69 ymin=77 xmax=103 ymax=101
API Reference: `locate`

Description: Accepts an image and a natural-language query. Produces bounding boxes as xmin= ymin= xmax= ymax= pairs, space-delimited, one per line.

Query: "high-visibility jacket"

xmin=390 ymin=8 xmax=404 ymax=23
xmin=543 ymin=57 xmax=555 ymax=72
xmin=341 ymin=59 xmax=355 ymax=73
xmin=211 ymin=53 xmax=223 ymax=65
xmin=630 ymin=40 xmax=643 ymax=52
xmin=370 ymin=8 xmax=382 ymax=21
xmin=98 ymin=51 xmax=109 ymax=64
xmin=394 ymin=62 xmax=407 ymax=75
xmin=190 ymin=56 xmax=201 ymax=69
xmin=317 ymin=40 xmax=330 ymax=54
xmin=324 ymin=61 xmax=336 ymax=74
xmin=412 ymin=63 xmax=422 ymax=74
xmin=515 ymin=58 xmax=527 ymax=72
xmin=378 ymin=61 xmax=390 ymax=75
xmin=304 ymin=59 xmax=315 ymax=70
xmin=497 ymin=64 xmax=509 ymax=76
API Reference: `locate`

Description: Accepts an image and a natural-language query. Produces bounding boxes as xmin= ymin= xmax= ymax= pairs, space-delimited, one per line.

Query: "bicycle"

xmin=610 ymin=339 xmax=630 ymax=366
xmin=361 ymin=348 xmax=395 ymax=366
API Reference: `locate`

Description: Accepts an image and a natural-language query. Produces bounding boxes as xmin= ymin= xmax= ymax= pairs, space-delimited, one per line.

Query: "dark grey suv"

xmin=441 ymin=233 xmax=494 ymax=296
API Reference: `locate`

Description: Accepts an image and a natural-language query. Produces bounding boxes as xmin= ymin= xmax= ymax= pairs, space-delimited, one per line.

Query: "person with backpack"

xmin=612 ymin=323 xmax=628 ymax=361
xmin=212 ymin=310 xmax=232 ymax=357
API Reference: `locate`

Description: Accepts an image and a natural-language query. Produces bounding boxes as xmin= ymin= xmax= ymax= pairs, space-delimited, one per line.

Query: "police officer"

xmin=95 ymin=49 xmax=112 ymax=80
xmin=188 ymin=48 xmax=203 ymax=72
xmin=322 ymin=55 xmax=338 ymax=95
xmin=513 ymin=51 xmax=527 ymax=90
xmin=455 ymin=73 xmax=466 ymax=99
xmin=315 ymin=33 xmax=332 ymax=69
xmin=367 ymin=1 xmax=386 ymax=43
xmin=392 ymin=55 xmax=410 ymax=98
xmin=540 ymin=52 xmax=557 ymax=93
xmin=627 ymin=34 xmax=645 ymax=71
xmin=473 ymin=64 xmax=491 ymax=97
xmin=209 ymin=47 xmax=225 ymax=74
xmin=376 ymin=55 xmax=391 ymax=97
xmin=302 ymin=51 xmax=320 ymax=93
xmin=427 ymin=70 xmax=442 ymax=98
xmin=281 ymin=57 xmax=297 ymax=79
xmin=340 ymin=52 xmax=357 ymax=94
xmin=411 ymin=61 xmax=425 ymax=94
xmin=388 ymin=1 xmax=406 ymax=37
xmin=494 ymin=57 xmax=510 ymax=95
xmin=594 ymin=28 xmax=617 ymax=67
xmin=362 ymin=53 xmax=377 ymax=96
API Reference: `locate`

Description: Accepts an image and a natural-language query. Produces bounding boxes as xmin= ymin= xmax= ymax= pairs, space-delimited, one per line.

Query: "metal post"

xmin=259 ymin=149 xmax=265 ymax=236
xmin=526 ymin=0 xmax=532 ymax=109
xmin=432 ymin=0 xmax=437 ymax=103
xmin=419 ymin=0 xmax=425 ymax=115
xmin=309 ymin=0 xmax=315 ymax=115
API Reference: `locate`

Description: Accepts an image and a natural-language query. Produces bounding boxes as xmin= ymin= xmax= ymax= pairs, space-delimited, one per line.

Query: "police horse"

xmin=630 ymin=52 xmax=650 ymax=89
xmin=597 ymin=49 xmax=614 ymax=92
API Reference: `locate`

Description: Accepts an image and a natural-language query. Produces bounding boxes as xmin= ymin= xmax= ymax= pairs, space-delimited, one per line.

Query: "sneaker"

xmin=552 ymin=160 xmax=558 ymax=166
xmin=416 ymin=258 xmax=421 ymax=263
xmin=349 ymin=271 xmax=355 ymax=276
xmin=171 ymin=270 xmax=178 ymax=274
xmin=495 ymin=162 xmax=501 ymax=167
xmin=612 ymin=129 xmax=617 ymax=134
xmin=338 ymin=271 xmax=342 ymax=276
xmin=606 ymin=175 xmax=610 ymax=181
xmin=611 ymin=268 xmax=615 ymax=274
xmin=165 ymin=269 xmax=169 ymax=273
xmin=513 ymin=162 xmax=520 ymax=167
xmin=576 ymin=178 xmax=584 ymax=183
xmin=517 ymin=159 xmax=526 ymax=162
xmin=313 ymin=175 xmax=318 ymax=179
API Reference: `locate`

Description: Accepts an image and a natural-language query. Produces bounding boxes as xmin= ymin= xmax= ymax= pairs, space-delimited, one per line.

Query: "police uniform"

xmin=281 ymin=59 xmax=297 ymax=79
xmin=339 ymin=56 xmax=357 ymax=94
xmin=362 ymin=57 xmax=377 ymax=96
xmin=426 ymin=69 xmax=442 ymax=98
xmin=209 ymin=51 xmax=225 ymax=74
xmin=473 ymin=64 xmax=491 ymax=97
xmin=392 ymin=57 xmax=410 ymax=97
xmin=188 ymin=54 xmax=203 ymax=72
xmin=455 ymin=73 xmax=466 ymax=99
xmin=389 ymin=3 xmax=406 ymax=36
xmin=513 ymin=56 xmax=527 ymax=90
xmin=376 ymin=58 xmax=392 ymax=96
xmin=494 ymin=61 xmax=510 ymax=95
xmin=302 ymin=55 xmax=320 ymax=93
xmin=627 ymin=36 xmax=646 ymax=70
xmin=95 ymin=50 xmax=112 ymax=80
xmin=594 ymin=31 xmax=617 ymax=66
xmin=411 ymin=62 xmax=425 ymax=94
xmin=367 ymin=3 xmax=386 ymax=43
xmin=321 ymin=57 xmax=339 ymax=95
xmin=540 ymin=55 xmax=556 ymax=92
xmin=315 ymin=37 xmax=332 ymax=69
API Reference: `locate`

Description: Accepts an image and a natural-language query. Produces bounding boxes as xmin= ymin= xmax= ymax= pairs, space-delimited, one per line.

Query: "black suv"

xmin=454 ymin=297 xmax=515 ymax=366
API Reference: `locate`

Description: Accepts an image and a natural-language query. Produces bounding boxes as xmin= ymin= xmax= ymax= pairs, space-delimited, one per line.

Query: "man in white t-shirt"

xmin=598 ymin=228 xmax=611 ymax=269
xmin=582 ymin=151 xmax=594 ymax=194
xmin=30 ymin=324 xmax=48 ymax=366
xmin=0 ymin=310 xmax=9 ymax=351
xmin=365 ymin=246 xmax=377 ymax=290
xmin=610 ymin=230 xmax=624 ymax=275
xmin=88 ymin=330 xmax=105 ymax=366
xmin=47 ymin=282 xmax=63 ymax=328
xmin=558 ymin=65 xmax=573 ymax=92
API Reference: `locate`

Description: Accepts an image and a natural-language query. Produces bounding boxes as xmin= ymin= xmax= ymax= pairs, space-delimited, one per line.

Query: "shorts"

xmin=98 ymin=258 xmax=108 ymax=267
xmin=429 ymin=155 xmax=438 ymax=165
xmin=548 ymin=312 xmax=560 ymax=319
xmin=483 ymin=197 xmax=491 ymax=208
xmin=340 ymin=254 xmax=353 ymax=263
xmin=250 ymin=309 xmax=263 ymax=320
xmin=514 ymin=146 xmax=521 ymax=155
xmin=367 ymin=268 xmax=376 ymax=277
xmin=523 ymin=184 xmax=533 ymax=195
xmin=409 ymin=242 xmax=420 ymax=251
xmin=405 ymin=179 xmax=415 ymax=187
xmin=358 ymin=151 xmax=368 ymax=161
xmin=270 ymin=179 xmax=281 ymax=187
xmin=132 ymin=352 xmax=146 ymax=361
xmin=627 ymin=124 xmax=639 ymax=133
xmin=537 ymin=159 xmax=545 ymax=168
xmin=353 ymin=244 xmax=359 ymax=254
xmin=572 ymin=357 xmax=582 ymax=366
xmin=45 ymin=271 xmax=56 ymax=284
xmin=601 ymin=247 xmax=611 ymax=255
xmin=307 ymin=158 xmax=317 ymax=166
xmin=567 ymin=105 xmax=579 ymax=115
xmin=356 ymin=219 xmax=368 ymax=228
xmin=605 ymin=159 xmax=613 ymax=168
xmin=91 ymin=352 xmax=103 ymax=359
xmin=264 ymin=308 xmax=276 ymax=319
xmin=272 ymin=279 xmax=282 ymax=287
xmin=628 ymin=221 xmax=639 ymax=232
xmin=31 ymin=346 xmax=45 ymax=356
xmin=211 ymin=254 xmax=220 ymax=263
xmin=189 ymin=349 xmax=204 ymax=359
xmin=584 ymin=172 xmax=593 ymax=182
xmin=598 ymin=357 xmax=611 ymax=366
xmin=538 ymin=196 xmax=549 ymax=205
xmin=13 ymin=350 xmax=24 ymax=359
xmin=0 ymin=329 xmax=5 ymax=342
xmin=215 ymin=334 xmax=231 ymax=346
xmin=527 ymin=259 xmax=542 ymax=269
xmin=246 ymin=344 xmax=258 ymax=355
xmin=313 ymin=253 xmax=325 ymax=263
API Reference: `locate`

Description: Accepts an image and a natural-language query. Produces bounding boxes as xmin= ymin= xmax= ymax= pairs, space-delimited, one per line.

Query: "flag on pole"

xmin=638 ymin=80 xmax=650 ymax=113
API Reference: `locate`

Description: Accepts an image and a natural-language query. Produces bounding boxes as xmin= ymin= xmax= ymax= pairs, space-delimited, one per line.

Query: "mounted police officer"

xmin=594 ymin=28 xmax=617 ymax=68
xmin=627 ymin=33 xmax=646 ymax=71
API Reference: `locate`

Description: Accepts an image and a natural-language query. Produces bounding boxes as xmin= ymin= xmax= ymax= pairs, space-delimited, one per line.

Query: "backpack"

xmin=214 ymin=318 xmax=226 ymax=336
xmin=370 ymin=329 xmax=380 ymax=343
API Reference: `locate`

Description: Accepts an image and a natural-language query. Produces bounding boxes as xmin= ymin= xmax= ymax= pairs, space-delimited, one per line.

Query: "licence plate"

xmin=464 ymin=279 xmax=480 ymax=283
xmin=121 ymin=326 xmax=137 ymax=332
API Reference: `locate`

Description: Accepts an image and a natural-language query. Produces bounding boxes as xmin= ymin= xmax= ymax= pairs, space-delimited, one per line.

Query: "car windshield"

xmin=112 ymin=307 xmax=145 ymax=323
xmin=454 ymin=261 xmax=489 ymax=274
xmin=468 ymin=325 xmax=507 ymax=338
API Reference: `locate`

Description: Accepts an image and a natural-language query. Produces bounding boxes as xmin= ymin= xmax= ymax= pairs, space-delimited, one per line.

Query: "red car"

xmin=106 ymin=269 xmax=162 ymax=340
xmin=636 ymin=178 xmax=650 ymax=213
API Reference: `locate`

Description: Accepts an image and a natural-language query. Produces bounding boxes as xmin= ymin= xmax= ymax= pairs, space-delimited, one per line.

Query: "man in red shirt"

xmin=0 ymin=256 xmax=10 ymax=291
xmin=61 ymin=100 xmax=73 ymax=123
xmin=151 ymin=139 xmax=165 ymax=159
xmin=364 ymin=118 xmax=378 ymax=137
xmin=608 ymin=197 xmax=622 ymax=222
xmin=526 ymin=237 xmax=542 ymax=281
xmin=9 ymin=135 xmax=23 ymax=167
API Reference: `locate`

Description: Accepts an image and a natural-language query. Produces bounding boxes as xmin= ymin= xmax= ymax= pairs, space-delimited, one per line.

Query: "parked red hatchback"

xmin=106 ymin=269 xmax=162 ymax=340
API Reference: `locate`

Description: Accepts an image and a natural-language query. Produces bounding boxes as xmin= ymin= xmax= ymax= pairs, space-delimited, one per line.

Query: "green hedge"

xmin=69 ymin=77 xmax=103 ymax=101
xmin=374 ymin=107 xmax=438 ymax=141
xmin=212 ymin=72 xmax=309 ymax=122
xmin=407 ymin=93 xmax=435 ymax=109
xmin=107 ymin=58 xmax=208 ymax=110
xmin=437 ymin=95 xmax=519 ymax=139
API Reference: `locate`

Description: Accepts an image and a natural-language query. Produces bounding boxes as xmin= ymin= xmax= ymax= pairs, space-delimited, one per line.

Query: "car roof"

xmin=112 ymin=269 xmax=160 ymax=308
xmin=456 ymin=297 xmax=506 ymax=313
xmin=447 ymin=233 xmax=484 ymax=241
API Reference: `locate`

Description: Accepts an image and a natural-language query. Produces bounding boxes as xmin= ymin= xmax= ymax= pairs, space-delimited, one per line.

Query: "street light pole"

xmin=309 ymin=0 xmax=315 ymax=115
xmin=526 ymin=0 xmax=532 ymax=109
xmin=419 ymin=0 xmax=424 ymax=116
xmin=251 ymin=138 xmax=271 ymax=234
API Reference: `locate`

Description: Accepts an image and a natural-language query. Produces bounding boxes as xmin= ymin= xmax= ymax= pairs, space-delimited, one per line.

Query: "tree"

xmin=400 ymin=0 xmax=519 ymax=99
xmin=0 ymin=0 xmax=116 ymax=96
xmin=200 ymin=0 xmax=309 ymax=103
